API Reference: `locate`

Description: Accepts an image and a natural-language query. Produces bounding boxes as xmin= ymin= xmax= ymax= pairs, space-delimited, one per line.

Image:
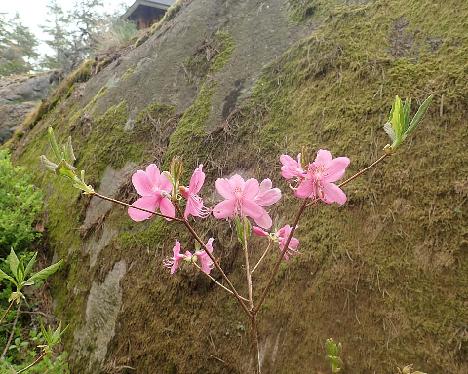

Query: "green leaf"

xmin=235 ymin=217 xmax=251 ymax=246
xmin=40 ymin=155 xmax=58 ymax=172
xmin=6 ymin=248 xmax=20 ymax=280
xmin=48 ymin=127 xmax=62 ymax=160
xmin=405 ymin=94 xmax=434 ymax=137
xmin=24 ymin=252 xmax=38 ymax=278
xmin=64 ymin=136 xmax=76 ymax=164
xmin=0 ymin=268 xmax=17 ymax=286
xmin=25 ymin=259 xmax=63 ymax=285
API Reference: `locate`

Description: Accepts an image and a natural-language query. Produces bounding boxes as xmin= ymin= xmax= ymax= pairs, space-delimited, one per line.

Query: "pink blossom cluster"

xmin=280 ymin=149 xmax=350 ymax=205
xmin=127 ymin=150 xmax=349 ymax=275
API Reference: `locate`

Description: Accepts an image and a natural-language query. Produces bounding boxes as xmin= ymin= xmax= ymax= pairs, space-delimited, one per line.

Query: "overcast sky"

xmin=0 ymin=0 xmax=134 ymax=57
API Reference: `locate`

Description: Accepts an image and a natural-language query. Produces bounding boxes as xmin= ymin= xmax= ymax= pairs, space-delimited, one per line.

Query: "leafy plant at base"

xmin=0 ymin=249 xmax=63 ymax=307
xmin=0 ymin=248 xmax=64 ymax=371
xmin=325 ymin=338 xmax=343 ymax=373
xmin=0 ymin=151 xmax=43 ymax=257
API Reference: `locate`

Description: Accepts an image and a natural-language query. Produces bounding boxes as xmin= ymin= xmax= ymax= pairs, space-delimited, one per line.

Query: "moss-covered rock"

xmin=10 ymin=0 xmax=468 ymax=373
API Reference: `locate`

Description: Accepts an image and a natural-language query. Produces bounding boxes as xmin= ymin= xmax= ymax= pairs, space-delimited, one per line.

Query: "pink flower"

xmin=195 ymin=238 xmax=215 ymax=274
xmin=295 ymin=149 xmax=350 ymax=205
xmin=276 ymin=225 xmax=300 ymax=260
xmin=213 ymin=175 xmax=281 ymax=229
xmin=180 ymin=165 xmax=209 ymax=220
xmin=163 ymin=241 xmax=192 ymax=274
xmin=252 ymin=226 xmax=269 ymax=237
xmin=128 ymin=164 xmax=176 ymax=221
xmin=280 ymin=154 xmax=305 ymax=180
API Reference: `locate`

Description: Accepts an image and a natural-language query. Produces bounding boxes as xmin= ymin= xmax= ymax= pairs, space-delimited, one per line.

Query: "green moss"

xmin=210 ymin=31 xmax=235 ymax=72
xmin=76 ymin=101 xmax=142 ymax=184
xmin=165 ymin=82 xmax=215 ymax=164
xmin=117 ymin=218 xmax=169 ymax=251
xmin=121 ymin=67 xmax=135 ymax=81
xmin=183 ymin=30 xmax=235 ymax=84
xmin=10 ymin=0 xmax=468 ymax=372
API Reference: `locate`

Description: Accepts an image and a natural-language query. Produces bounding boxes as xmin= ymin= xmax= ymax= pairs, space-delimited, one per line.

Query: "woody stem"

xmin=251 ymin=241 xmax=272 ymax=275
xmin=254 ymin=153 xmax=390 ymax=314
xmin=193 ymin=263 xmax=249 ymax=302
xmin=243 ymin=223 xmax=254 ymax=310
xmin=92 ymin=192 xmax=183 ymax=222
xmin=174 ymin=203 xmax=252 ymax=317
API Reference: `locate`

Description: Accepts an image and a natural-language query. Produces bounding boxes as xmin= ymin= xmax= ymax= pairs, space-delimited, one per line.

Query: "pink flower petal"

xmin=253 ymin=212 xmax=273 ymax=230
xmin=280 ymin=155 xmax=299 ymax=179
xmin=159 ymin=197 xmax=176 ymax=220
xmin=128 ymin=196 xmax=160 ymax=221
xmin=145 ymin=164 xmax=161 ymax=184
xmin=213 ymin=199 xmax=236 ymax=219
xmin=184 ymin=196 xmax=203 ymax=219
xmin=321 ymin=182 xmax=347 ymax=205
xmin=173 ymin=240 xmax=181 ymax=257
xmin=189 ymin=165 xmax=205 ymax=194
xmin=205 ymin=238 xmax=214 ymax=254
xmin=253 ymin=226 xmax=269 ymax=237
xmin=255 ymin=187 xmax=282 ymax=206
xmin=215 ymin=178 xmax=234 ymax=199
xmin=243 ymin=178 xmax=260 ymax=199
xmin=289 ymin=237 xmax=299 ymax=250
xmin=230 ymin=174 xmax=245 ymax=191
xmin=295 ymin=179 xmax=316 ymax=199
xmin=132 ymin=170 xmax=153 ymax=196
xmin=158 ymin=173 xmax=173 ymax=193
xmin=259 ymin=178 xmax=273 ymax=192
xmin=315 ymin=149 xmax=333 ymax=166
xmin=241 ymin=199 xmax=264 ymax=219
xmin=323 ymin=157 xmax=350 ymax=183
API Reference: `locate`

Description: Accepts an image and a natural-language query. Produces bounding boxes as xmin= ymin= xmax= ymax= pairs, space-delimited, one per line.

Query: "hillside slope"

xmin=10 ymin=0 xmax=467 ymax=373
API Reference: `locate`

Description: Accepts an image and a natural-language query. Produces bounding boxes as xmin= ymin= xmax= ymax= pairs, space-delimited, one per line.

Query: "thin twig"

xmin=251 ymin=315 xmax=261 ymax=374
xmin=174 ymin=203 xmax=252 ymax=317
xmin=254 ymin=153 xmax=390 ymax=314
xmin=0 ymin=301 xmax=14 ymax=325
xmin=251 ymin=241 xmax=271 ymax=275
xmin=16 ymin=352 xmax=47 ymax=373
xmin=242 ymin=224 xmax=254 ymax=310
xmin=93 ymin=192 xmax=183 ymax=222
xmin=338 ymin=153 xmax=389 ymax=188
xmin=253 ymin=199 xmax=308 ymax=314
xmin=193 ymin=263 xmax=249 ymax=302
xmin=1 ymin=302 xmax=21 ymax=359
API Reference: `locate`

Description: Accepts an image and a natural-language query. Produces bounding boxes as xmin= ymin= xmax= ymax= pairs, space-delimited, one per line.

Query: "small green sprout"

xmin=383 ymin=94 xmax=433 ymax=153
xmin=0 ymin=248 xmax=63 ymax=304
xmin=40 ymin=127 xmax=95 ymax=194
xmin=235 ymin=216 xmax=252 ymax=246
xmin=38 ymin=321 xmax=68 ymax=355
xmin=325 ymin=338 xmax=343 ymax=373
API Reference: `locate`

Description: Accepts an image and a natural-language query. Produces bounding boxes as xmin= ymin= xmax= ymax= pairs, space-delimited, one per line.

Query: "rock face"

xmin=11 ymin=0 xmax=468 ymax=373
xmin=0 ymin=72 xmax=59 ymax=143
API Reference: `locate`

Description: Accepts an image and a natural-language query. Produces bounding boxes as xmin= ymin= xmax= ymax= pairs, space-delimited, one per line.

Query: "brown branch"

xmin=251 ymin=241 xmax=272 ymax=275
xmin=16 ymin=352 xmax=47 ymax=373
xmin=0 ymin=301 xmax=14 ymax=325
xmin=254 ymin=153 xmax=390 ymax=314
xmin=93 ymin=192 xmax=183 ymax=222
xmin=338 ymin=153 xmax=389 ymax=188
xmin=174 ymin=203 xmax=252 ymax=317
xmin=243 ymin=224 xmax=254 ymax=310
xmin=253 ymin=199 xmax=308 ymax=314
xmin=193 ymin=263 xmax=249 ymax=302
xmin=1 ymin=302 xmax=21 ymax=359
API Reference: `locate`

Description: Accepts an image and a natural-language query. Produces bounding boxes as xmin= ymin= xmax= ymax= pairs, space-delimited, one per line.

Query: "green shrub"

xmin=0 ymin=150 xmax=43 ymax=256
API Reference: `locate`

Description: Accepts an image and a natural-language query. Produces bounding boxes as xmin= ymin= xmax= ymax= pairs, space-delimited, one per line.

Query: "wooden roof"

xmin=123 ymin=0 xmax=175 ymax=19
